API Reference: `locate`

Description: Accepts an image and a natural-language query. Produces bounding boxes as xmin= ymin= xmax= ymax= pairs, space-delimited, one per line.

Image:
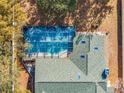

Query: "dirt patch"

xmin=99 ymin=0 xmax=118 ymax=86
xmin=18 ymin=69 xmax=29 ymax=90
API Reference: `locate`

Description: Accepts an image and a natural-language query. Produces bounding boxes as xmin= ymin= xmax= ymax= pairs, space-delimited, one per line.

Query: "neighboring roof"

xmin=35 ymin=58 xmax=106 ymax=83
xmin=35 ymin=82 xmax=111 ymax=93
xmin=35 ymin=82 xmax=97 ymax=93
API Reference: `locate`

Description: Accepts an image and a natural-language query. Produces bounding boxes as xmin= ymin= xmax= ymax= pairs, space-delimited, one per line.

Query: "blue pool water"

xmin=23 ymin=26 xmax=75 ymax=56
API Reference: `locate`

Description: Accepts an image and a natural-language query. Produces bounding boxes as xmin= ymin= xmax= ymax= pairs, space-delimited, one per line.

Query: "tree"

xmin=0 ymin=0 xmax=29 ymax=92
xmin=37 ymin=0 xmax=76 ymax=24
xmin=37 ymin=0 xmax=113 ymax=32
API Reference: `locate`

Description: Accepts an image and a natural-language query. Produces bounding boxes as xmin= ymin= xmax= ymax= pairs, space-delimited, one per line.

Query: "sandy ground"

xmin=18 ymin=69 xmax=29 ymax=90
xmin=99 ymin=0 xmax=119 ymax=86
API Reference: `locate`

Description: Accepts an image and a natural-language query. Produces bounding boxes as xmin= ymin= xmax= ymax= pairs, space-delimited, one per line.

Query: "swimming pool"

xmin=23 ymin=26 xmax=75 ymax=57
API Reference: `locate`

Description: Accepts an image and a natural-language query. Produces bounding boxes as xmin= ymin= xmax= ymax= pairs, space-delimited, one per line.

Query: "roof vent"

xmin=80 ymin=55 xmax=85 ymax=59
xmin=94 ymin=47 xmax=98 ymax=50
xmin=81 ymin=41 xmax=86 ymax=44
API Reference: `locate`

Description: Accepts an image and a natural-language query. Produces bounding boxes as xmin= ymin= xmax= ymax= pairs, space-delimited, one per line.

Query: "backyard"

xmin=0 ymin=0 xmax=123 ymax=93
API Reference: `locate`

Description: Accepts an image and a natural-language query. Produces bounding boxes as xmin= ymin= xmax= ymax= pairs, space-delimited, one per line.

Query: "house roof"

xmin=35 ymin=58 xmax=106 ymax=83
xmin=35 ymin=35 xmax=107 ymax=83
xmin=34 ymin=34 xmax=110 ymax=93
xmin=35 ymin=82 xmax=97 ymax=93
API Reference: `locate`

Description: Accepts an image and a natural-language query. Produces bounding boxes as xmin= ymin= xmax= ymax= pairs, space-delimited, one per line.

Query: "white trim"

xmin=77 ymin=32 xmax=108 ymax=36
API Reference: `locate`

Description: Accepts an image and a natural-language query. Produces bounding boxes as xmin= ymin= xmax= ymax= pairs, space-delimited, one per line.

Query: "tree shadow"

xmin=27 ymin=0 xmax=113 ymax=32
xmin=74 ymin=0 xmax=113 ymax=32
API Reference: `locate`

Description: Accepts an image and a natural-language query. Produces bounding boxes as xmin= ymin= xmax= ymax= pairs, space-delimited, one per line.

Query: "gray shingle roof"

xmin=35 ymin=82 xmax=97 ymax=93
xmin=35 ymin=35 xmax=107 ymax=83
xmin=35 ymin=58 xmax=106 ymax=82
xmin=35 ymin=34 xmax=114 ymax=93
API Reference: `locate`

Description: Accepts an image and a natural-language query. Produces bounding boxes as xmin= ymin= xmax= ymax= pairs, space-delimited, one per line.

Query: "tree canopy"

xmin=37 ymin=0 xmax=76 ymax=24
xmin=0 ymin=0 xmax=29 ymax=92
xmin=37 ymin=0 xmax=113 ymax=32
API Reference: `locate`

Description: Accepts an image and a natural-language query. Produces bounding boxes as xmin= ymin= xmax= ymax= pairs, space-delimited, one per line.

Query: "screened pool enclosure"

xmin=23 ymin=26 xmax=76 ymax=58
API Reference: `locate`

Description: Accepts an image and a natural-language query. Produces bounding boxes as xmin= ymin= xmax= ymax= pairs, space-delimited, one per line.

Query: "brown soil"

xmin=99 ymin=0 xmax=119 ymax=86
xmin=18 ymin=69 xmax=29 ymax=90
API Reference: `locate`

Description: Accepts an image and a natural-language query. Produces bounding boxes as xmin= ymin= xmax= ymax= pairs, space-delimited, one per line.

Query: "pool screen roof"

xmin=23 ymin=26 xmax=75 ymax=55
